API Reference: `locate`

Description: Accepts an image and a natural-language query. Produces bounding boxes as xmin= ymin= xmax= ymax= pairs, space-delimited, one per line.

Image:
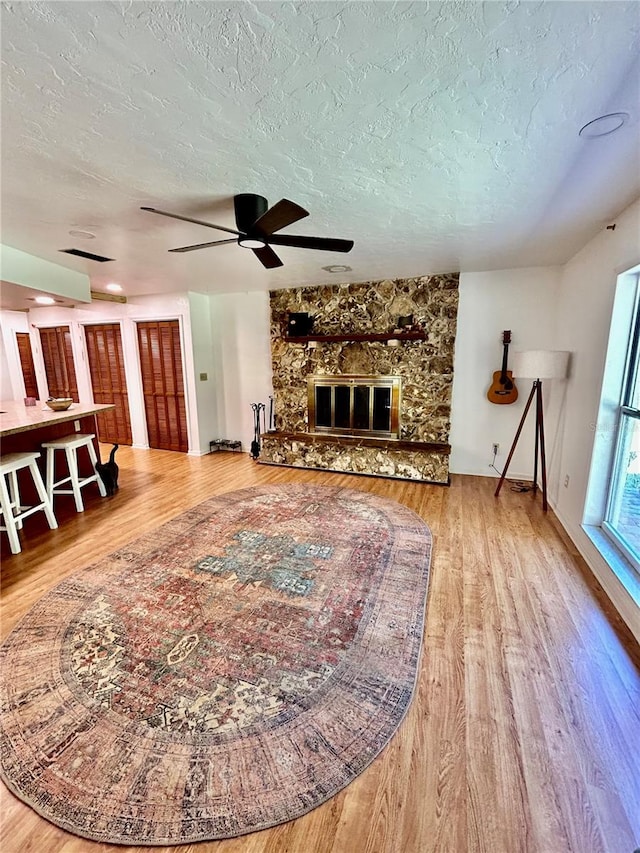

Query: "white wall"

xmin=209 ymin=291 xmax=273 ymax=450
xmin=188 ymin=292 xmax=220 ymax=452
xmin=551 ymin=198 xmax=640 ymax=639
xmin=0 ymin=332 xmax=13 ymax=400
xmin=0 ymin=310 xmax=29 ymax=399
xmin=449 ymin=267 xmax=562 ymax=480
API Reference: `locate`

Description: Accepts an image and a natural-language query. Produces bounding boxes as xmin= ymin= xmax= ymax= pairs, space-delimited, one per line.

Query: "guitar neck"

xmin=500 ymin=344 xmax=509 ymax=382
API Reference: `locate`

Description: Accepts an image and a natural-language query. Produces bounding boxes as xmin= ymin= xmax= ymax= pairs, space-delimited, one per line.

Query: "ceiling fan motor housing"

xmin=235 ymin=194 xmax=269 ymax=234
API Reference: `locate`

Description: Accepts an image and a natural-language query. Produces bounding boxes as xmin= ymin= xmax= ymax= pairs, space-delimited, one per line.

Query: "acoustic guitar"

xmin=487 ymin=330 xmax=518 ymax=405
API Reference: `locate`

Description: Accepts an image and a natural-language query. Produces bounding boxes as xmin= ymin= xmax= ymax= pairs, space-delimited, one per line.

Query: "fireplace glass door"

xmin=308 ymin=375 xmax=401 ymax=438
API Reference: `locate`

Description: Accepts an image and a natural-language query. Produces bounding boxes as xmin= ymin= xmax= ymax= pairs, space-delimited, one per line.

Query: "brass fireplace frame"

xmin=307 ymin=374 xmax=402 ymax=439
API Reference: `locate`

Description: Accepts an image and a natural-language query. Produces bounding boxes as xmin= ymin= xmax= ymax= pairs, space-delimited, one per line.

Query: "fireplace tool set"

xmin=250 ymin=403 xmax=266 ymax=459
xmin=250 ymin=399 xmax=276 ymax=459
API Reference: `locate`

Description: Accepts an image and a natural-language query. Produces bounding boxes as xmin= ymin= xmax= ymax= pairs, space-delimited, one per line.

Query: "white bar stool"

xmin=42 ymin=433 xmax=107 ymax=513
xmin=0 ymin=451 xmax=58 ymax=554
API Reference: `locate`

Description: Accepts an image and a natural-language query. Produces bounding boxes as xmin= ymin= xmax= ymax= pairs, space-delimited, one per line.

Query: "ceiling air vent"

xmin=59 ymin=248 xmax=114 ymax=262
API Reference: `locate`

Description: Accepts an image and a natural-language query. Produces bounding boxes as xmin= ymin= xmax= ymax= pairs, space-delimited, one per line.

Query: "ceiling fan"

xmin=141 ymin=193 xmax=354 ymax=269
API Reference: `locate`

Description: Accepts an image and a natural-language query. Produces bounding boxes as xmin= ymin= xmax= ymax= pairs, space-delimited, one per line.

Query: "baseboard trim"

xmin=548 ymin=499 xmax=640 ymax=645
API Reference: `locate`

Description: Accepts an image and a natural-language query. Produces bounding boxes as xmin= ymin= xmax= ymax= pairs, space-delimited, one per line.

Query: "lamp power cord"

xmin=489 ymin=447 xmax=532 ymax=492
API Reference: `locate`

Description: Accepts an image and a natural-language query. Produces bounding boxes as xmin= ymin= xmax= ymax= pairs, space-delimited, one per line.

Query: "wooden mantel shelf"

xmin=284 ymin=330 xmax=427 ymax=343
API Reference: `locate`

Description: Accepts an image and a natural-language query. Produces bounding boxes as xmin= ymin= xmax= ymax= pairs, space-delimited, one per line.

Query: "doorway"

xmin=136 ymin=320 xmax=188 ymax=452
xmin=84 ymin=323 xmax=133 ymax=445
xmin=39 ymin=326 xmax=79 ymax=401
xmin=16 ymin=332 xmax=38 ymax=399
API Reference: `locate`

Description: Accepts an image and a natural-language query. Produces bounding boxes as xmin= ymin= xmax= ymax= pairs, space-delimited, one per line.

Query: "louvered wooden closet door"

xmin=84 ymin=324 xmax=132 ymax=445
xmin=39 ymin=326 xmax=79 ymax=401
xmin=136 ymin=320 xmax=188 ymax=452
xmin=16 ymin=333 xmax=39 ymax=399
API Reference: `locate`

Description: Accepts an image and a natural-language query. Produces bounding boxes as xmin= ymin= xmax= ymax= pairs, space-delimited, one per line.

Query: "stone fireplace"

xmin=260 ymin=272 xmax=459 ymax=484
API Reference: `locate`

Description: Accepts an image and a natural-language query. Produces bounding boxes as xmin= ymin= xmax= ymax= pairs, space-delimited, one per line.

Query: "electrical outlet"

xmin=492 ymin=443 xmax=499 ymax=455
xmin=564 ymin=474 xmax=570 ymax=488
xmin=74 ymin=420 xmax=81 ymax=431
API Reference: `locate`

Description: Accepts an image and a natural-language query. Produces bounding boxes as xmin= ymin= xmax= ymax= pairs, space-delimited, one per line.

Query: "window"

xmin=602 ymin=286 xmax=640 ymax=572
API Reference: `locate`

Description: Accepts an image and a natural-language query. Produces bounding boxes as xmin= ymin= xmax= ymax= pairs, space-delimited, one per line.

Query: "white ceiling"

xmin=1 ymin=1 xmax=639 ymax=306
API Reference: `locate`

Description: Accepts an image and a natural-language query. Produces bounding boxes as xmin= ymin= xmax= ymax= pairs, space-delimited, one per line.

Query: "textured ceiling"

xmin=1 ymin=0 xmax=639 ymax=303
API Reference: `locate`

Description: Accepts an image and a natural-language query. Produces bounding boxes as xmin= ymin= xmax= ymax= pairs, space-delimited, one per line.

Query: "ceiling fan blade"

xmin=169 ymin=238 xmax=238 ymax=253
xmin=252 ymin=199 xmax=309 ymax=235
xmin=267 ymin=234 xmax=354 ymax=253
xmin=252 ymin=245 xmax=283 ymax=268
xmin=141 ymin=207 xmax=241 ymax=237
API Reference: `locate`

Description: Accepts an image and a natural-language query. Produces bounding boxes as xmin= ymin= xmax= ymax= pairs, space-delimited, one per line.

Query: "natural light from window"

xmin=602 ymin=293 xmax=640 ymax=571
xmin=584 ymin=265 xmax=640 ymax=603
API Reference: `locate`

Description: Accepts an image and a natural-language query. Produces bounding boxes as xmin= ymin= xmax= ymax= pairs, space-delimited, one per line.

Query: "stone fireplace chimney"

xmin=260 ymin=273 xmax=459 ymax=484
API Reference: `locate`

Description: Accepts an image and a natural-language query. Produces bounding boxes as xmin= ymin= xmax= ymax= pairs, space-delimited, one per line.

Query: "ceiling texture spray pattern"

xmin=1 ymin=1 xmax=639 ymax=298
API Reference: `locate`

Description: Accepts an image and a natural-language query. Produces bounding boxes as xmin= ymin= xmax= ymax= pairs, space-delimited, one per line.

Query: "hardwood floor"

xmin=1 ymin=446 xmax=639 ymax=853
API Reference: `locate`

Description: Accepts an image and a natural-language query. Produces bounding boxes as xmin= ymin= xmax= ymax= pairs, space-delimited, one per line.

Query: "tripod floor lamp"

xmin=495 ymin=350 xmax=570 ymax=511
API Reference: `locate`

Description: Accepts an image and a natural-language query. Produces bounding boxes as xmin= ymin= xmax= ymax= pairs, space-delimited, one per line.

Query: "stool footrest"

xmin=44 ymin=434 xmax=106 ymax=513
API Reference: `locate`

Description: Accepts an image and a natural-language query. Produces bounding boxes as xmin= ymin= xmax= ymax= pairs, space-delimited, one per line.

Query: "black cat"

xmin=96 ymin=444 xmax=119 ymax=496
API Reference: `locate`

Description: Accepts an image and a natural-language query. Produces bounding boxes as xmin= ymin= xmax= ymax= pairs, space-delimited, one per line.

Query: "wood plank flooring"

xmin=1 ymin=447 xmax=638 ymax=853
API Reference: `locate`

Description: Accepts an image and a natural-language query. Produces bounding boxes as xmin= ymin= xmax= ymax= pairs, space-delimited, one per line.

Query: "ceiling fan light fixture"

xmin=238 ymin=237 xmax=267 ymax=249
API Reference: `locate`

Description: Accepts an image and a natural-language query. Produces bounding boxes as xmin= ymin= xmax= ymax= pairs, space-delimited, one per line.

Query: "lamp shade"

xmin=511 ymin=350 xmax=570 ymax=380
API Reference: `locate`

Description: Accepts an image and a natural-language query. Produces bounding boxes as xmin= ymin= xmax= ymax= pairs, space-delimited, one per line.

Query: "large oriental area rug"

xmin=0 ymin=484 xmax=432 ymax=845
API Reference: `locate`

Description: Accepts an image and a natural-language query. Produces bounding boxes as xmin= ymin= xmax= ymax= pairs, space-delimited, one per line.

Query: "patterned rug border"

xmin=0 ymin=484 xmax=433 ymax=845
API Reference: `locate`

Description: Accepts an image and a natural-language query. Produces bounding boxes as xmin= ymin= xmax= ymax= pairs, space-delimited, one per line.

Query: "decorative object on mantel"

xmin=487 ymin=330 xmax=518 ymax=405
xmin=0 ymin=484 xmax=432 ymax=844
xmin=495 ymin=349 xmax=570 ymax=511
xmin=286 ymin=311 xmax=314 ymax=336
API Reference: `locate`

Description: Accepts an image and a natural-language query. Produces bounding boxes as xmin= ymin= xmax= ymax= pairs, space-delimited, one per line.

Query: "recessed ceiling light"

xmin=106 ymin=283 xmax=123 ymax=292
xmin=322 ymin=264 xmax=352 ymax=273
xmin=34 ymin=296 xmax=56 ymax=305
xmin=579 ymin=112 xmax=629 ymax=138
xmin=68 ymin=229 xmax=96 ymax=239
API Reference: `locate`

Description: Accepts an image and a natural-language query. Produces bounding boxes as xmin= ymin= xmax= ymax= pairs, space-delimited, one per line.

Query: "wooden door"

xmin=84 ymin=323 xmax=133 ymax=445
xmin=16 ymin=333 xmax=39 ymax=399
xmin=136 ymin=320 xmax=188 ymax=452
xmin=39 ymin=326 xmax=79 ymax=401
